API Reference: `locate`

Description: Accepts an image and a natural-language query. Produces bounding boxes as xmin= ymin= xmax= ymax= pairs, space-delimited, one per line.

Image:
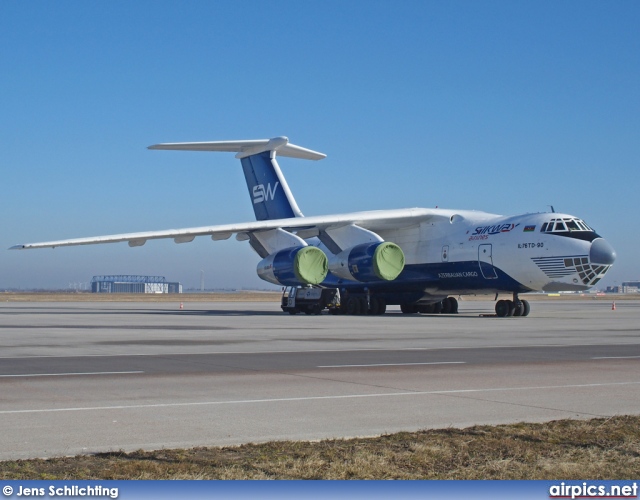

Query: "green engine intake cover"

xmin=373 ymin=242 xmax=405 ymax=281
xmin=294 ymin=246 xmax=329 ymax=284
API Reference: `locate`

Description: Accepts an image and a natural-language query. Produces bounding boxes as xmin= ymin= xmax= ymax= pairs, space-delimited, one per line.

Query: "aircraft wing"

xmin=9 ymin=208 xmax=449 ymax=250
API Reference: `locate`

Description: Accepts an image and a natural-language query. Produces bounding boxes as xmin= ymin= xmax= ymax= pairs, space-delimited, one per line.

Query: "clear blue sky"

xmin=1 ymin=1 xmax=638 ymax=290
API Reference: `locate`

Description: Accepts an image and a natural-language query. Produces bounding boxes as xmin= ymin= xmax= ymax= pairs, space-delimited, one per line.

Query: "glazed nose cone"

xmin=590 ymin=238 xmax=616 ymax=265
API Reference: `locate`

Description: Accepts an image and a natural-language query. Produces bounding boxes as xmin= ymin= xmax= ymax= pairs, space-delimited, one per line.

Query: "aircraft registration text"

xmin=518 ymin=242 xmax=544 ymax=249
xmin=438 ymin=271 xmax=479 ymax=278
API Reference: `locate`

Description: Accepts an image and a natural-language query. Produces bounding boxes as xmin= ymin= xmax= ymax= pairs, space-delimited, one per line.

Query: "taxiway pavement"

xmin=1 ymin=298 xmax=638 ymax=459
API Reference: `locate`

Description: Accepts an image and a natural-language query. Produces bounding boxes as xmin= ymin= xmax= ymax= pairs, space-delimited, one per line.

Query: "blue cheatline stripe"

xmin=321 ymin=260 xmax=531 ymax=298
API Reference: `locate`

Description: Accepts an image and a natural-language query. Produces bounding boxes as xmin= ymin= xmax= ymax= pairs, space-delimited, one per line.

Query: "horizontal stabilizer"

xmin=148 ymin=136 xmax=326 ymax=161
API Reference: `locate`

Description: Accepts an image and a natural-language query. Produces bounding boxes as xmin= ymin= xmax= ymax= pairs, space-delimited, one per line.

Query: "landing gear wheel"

xmin=441 ymin=298 xmax=452 ymax=314
xmin=417 ymin=304 xmax=431 ymax=314
xmin=521 ymin=299 xmax=530 ymax=317
xmin=369 ymin=297 xmax=379 ymax=316
xmin=370 ymin=297 xmax=381 ymax=315
xmin=495 ymin=300 xmax=509 ymax=317
xmin=513 ymin=301 xmax=523 ymax=317
xmin=346 ymin=297 xmax=360 ymax=315
xmin=432 ymin=301 xmax=443 ymax=314
xmin=505 ymin=300 xmax=515 ymax=317
xmin=447 ymin=296 xmax=459 ymax=314
xmin=400 ymin=303 xmax=417 ymax=314
xmin=358 ymin=297 xmax=368 ymax=315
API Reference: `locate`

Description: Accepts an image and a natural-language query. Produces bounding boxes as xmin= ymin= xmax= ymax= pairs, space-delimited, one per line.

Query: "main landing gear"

xmin=495 ymin=293 xmax=530 ymax=318
xmin=343 ymin=295 xmax=387 ymax=315
xmin=400 ymin=296 xmax=459 ymax=315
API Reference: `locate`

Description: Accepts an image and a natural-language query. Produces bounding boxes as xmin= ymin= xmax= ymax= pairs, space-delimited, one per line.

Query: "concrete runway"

xmin=0 ymin=298 xmax=639 ymax=460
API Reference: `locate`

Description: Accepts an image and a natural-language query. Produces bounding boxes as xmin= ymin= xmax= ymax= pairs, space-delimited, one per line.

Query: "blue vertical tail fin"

xmin=241 ymin=150 xmax=301 ymax=220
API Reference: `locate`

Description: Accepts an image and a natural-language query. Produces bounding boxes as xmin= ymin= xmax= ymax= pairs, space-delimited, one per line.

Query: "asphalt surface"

xmin=1 ymin=298 xmax=638 ymax=460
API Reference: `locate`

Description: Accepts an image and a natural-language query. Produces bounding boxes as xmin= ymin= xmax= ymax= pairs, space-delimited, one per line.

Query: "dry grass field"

xmin=1 ymin=417 xmax=638 ymax=479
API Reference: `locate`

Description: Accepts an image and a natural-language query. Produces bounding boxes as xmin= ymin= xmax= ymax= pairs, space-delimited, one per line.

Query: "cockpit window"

xmin=541 ymin=217 xmax=594 ymax=234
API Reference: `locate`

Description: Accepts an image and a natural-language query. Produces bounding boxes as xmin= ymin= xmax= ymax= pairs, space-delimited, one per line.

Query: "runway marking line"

xmin=0 ymin=341 xmax=638 ymax=360
xmin=0 ymin=371 xmax=144 ymax=378
xmin=1 ymin=381 xmax=638 ymax=415
xmin=591 ymin=356 xmax=640 ymax=360
xmin=317 ymin=362 xmax=466 ymax=368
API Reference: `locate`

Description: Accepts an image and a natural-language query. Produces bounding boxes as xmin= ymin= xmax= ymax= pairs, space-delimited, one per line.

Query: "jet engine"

xmin=328 ymin=241 xmax=405 ymax=282
xmin=257 ymin=246 xmax=328 ymax=286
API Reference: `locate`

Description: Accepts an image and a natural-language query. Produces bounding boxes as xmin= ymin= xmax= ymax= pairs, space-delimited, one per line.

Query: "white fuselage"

xmin=318 ymin=209 xmax=615 ymax=297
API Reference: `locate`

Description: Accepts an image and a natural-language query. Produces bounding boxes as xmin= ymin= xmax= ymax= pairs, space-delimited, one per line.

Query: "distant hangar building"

xmin=91 ymin=275 xmax=182 ymax=294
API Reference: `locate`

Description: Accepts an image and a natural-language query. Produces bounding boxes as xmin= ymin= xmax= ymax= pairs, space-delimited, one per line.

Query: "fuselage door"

xmin=478 ymin=244 xmax=498 ymax=279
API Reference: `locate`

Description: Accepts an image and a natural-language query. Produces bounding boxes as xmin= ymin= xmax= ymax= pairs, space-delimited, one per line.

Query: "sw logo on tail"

xmin=253 ymin=182 xmax=280 ymax=204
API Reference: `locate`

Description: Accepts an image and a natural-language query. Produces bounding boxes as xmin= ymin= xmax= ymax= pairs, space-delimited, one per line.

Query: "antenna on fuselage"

xmin=549 ymin=205 xmax=556 ymax=213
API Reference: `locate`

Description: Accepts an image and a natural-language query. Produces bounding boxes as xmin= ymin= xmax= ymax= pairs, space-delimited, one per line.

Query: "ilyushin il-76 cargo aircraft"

xmin=11 ymin=137 xmax=616 ymax=317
